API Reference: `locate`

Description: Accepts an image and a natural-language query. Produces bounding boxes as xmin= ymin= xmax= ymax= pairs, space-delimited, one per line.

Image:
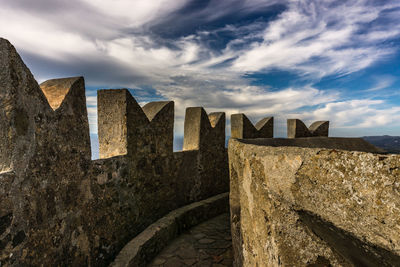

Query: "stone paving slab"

xmin=111 ymin=193 xmax=229 ymax=267
xmin=148 ymin=213 xmax=232 ymax=267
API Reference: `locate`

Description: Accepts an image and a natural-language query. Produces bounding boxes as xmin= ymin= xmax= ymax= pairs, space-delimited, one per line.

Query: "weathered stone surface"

xmin=98 ymin=90 xmax=174 ymax=159
xmin=40 ymin=76 xmax=91 ymax=160
xmin=183 ymin=107 xmax=225 ymax=151
xmin=229 ymin=138 xmax=400 ymax=266
xmin=231 ymin=113 xmax=273 ymax=139
xmin=0 ymin=37 xmax=51 ymax=174
xmin=287 ymin=119 xmax=329 ymax=138
xmin=239 ymin=137 xmax=385 ymax=153
xmin=308 ymin=120 xmax=329 ymax=137
xmin=142 ymin=101 xmax=174 ymax=156
xmin=97 ymin=89 xmax=146 ymax=158
xmin=1 ymin=38 xmax=93 ymax=266
xmin=148 ymin=213 xmax=232 ymax=267
xmin=181 ymin=107 xmax=229 ymax=201
xmin=41 ymin=77 xmax=82 ymax=110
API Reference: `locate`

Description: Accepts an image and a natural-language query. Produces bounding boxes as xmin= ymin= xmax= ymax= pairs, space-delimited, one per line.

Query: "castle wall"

xmin=0 ymin=38 xmax=94 ymax=265
xmin=229 ymin=138 xmax=400 ymax=266
xmin=0 ymin=38 xmax=229 ymax=266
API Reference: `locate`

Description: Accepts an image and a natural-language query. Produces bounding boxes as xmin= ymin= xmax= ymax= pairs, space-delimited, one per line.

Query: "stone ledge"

xmin=110 ymin=192 xmax=229 ymax=267
xmin=236 ymin=137 xmax=384 ymax=153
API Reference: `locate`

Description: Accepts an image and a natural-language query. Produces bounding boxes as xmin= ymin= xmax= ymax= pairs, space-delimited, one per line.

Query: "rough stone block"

xmin=98 ymin=89 xmax=142 ymax=158
xmin=231 ymin=113 xmax=273 ymax=139
xmin=0 ymin=38 xmax=51 ymax=173
xmin=287 ymin=119 xmax=329 ymax=138
xmin=142 ymin=101 xmax=174 ymax=157
xmin=308 ymin=120 xmax=329 ymax=137
xmin=97 ymin=89 xmax=173 ymax=158
xmin=183 ymin=107 xmax=225 ymax=151
xmin=229 ymin=138 xmax=400 ymax=266
xmin=40 ymin=77 xmax=91 ymax=159
xmin=182 ymin=107 xmax=228 ymax=201
xmin=41 ymin=77 xmax=82 ymax=110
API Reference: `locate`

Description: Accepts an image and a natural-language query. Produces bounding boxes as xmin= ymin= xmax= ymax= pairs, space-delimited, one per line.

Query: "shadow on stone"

xmin=298 ymin=210 xmax=400 ymax=267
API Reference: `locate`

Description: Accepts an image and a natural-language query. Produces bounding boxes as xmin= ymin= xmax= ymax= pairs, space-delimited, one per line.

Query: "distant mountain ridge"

xmin=362 ymin=135 xmax=400 ymax=154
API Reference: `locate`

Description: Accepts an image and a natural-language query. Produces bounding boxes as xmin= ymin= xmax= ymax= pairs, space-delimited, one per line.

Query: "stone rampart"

xmin=229 ymin=138 xmax=399 ymax=266
xmin=0 ymin=38 xmax=228 ymax=266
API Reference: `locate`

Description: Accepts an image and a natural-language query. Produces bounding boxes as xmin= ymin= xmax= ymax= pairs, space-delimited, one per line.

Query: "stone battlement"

xmin=0 ymin=38 xmax=230 ymax=266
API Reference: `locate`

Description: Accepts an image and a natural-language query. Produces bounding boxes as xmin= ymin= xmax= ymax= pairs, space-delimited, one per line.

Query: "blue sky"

xmin=1 ymin=0 xmax=400 ymax=155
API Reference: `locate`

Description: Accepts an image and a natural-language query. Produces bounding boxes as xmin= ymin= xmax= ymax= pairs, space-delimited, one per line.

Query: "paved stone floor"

xmin=148 ymin=213 xmax=233 ymax=267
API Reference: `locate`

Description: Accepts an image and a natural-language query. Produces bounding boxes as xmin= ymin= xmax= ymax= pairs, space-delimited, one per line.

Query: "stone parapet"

xmin=97 ymin=89 xmax=174 ymax=159
xmin=231 ymin=113 xmax=273 ymax=139
xmin=287 ymin=119 xmax=329 ymax=138
xmin=229 ymin=138 xmax=399 ymax=266
xmin=183 ymin=107 xmax=225 ymax=151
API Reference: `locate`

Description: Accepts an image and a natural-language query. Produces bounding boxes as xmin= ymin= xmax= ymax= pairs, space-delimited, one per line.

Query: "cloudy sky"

xmin=1 ymin=0 xmax=400 ymax=155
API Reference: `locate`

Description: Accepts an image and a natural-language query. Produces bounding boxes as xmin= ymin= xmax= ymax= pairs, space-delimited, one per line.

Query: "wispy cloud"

xmin=229 ymin=0 xmax=400 ymax=77
xmin=365 ymin=75 xmax=396 ymax=92
xmin=290 ymin=99 xmax=400 ymax=130
xmin=0 ymin=0 xmax=400 ymax=138
xmin=85 ymin=95 xmax=98 ymax=134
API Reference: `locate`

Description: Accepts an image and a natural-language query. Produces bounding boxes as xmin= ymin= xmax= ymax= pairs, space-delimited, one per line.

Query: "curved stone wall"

xmin=229 ymin=138 xmax=399 ymax=266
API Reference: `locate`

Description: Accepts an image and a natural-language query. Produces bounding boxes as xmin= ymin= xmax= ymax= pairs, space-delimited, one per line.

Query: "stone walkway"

xmin=148 ymin=213 xmax=233 ymax=267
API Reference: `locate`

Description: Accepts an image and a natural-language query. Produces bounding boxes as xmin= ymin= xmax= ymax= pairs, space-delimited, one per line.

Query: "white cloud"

xmin=86 ymin=95 xmax=98 ymax=134
xmin=0 ymin=0 xmax=399 ymax=138
xmin=80 ymin=0 xmax=188 ymax=27
xmin=365 ymin=30 xmax=400 ymax=42
xmin=366 ymin=76 xmax=396 ymax=92
xmin=290 ymin=99 xmax=400 ymax=129
xmin=155 ymin=72 xmax=339 ymax=136
xmin=229 ymin=0 xmax=400 ymax=77
xmin=2 ymin=0 xmax=398 ymax=83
